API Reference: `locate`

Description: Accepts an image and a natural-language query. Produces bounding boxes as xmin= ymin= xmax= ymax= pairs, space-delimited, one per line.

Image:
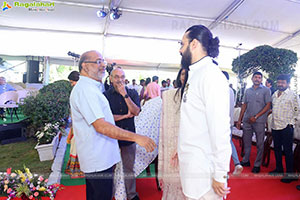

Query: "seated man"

xmin=0 ymin=77 xmax=16 ymax=94
xmin=0 ymin=76 xmax=16 ymax=118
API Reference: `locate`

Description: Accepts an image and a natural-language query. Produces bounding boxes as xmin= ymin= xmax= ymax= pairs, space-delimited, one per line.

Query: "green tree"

xmin=232 ymin=45 xmax=298 ymax=81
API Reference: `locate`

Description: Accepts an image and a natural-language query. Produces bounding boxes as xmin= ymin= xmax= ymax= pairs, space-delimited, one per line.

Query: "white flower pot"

xmin=35 ymin=134 xmax=60 ymax=161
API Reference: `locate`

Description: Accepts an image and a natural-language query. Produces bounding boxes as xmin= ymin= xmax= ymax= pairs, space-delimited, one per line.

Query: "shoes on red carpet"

xmin=269 ymin=169 xmax=284 ymax=176
xmin=280 ymin=174 xmax=298 ymax=183
xmin=296 ymin=185 xmax=300 ymax=191
xmin=240 ymin=161 xmax=250 ymax=167
xmin=131 ymin=195 xmax=140 ymax=200
xmin=251 ymin=166 xmax=260 ymax=173
xmin=233 ymin=164 xmax=243 ymax=175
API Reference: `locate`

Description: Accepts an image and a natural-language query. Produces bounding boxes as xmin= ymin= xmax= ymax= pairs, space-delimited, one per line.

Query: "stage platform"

xmin=0 ymin=121 xmax=27 ymax=144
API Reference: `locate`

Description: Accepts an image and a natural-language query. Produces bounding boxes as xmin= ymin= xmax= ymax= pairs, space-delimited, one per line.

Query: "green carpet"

xmin=60 ymin=144 xmax=156 ymax=186
xmin=60 ymin=144 xmax=86 ymax=186
xmin=0 ymin=109 xmax=27 ymax=125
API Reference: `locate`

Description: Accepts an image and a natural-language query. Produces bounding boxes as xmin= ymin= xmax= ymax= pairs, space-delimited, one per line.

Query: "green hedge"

xmin=20 ymin=80 xmax=72 ymax=131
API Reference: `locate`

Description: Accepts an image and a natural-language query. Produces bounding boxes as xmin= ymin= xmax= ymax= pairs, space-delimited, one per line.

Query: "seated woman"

xmin=158 ymin=68 xmax=187 ymax=200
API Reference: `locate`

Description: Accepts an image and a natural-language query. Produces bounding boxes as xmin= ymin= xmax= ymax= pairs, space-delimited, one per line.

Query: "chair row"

xmin=0 ymin=90 xmax=30 ymax=105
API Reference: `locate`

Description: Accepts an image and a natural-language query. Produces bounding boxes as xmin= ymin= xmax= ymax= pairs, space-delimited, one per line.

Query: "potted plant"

xmin=20 ymin=80 xmax=72 ymax=132
xmin=20 ymin=80 xmax=72 ymax=157
xmin=34 ymin=122 xmax=65 ymax=162
xmin=0 ymin=167 xmax=61 ymax=200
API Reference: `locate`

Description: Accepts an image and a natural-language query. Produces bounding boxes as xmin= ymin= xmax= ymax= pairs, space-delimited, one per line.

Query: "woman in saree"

xmin=158 ymin=68 xmax=187 ymax=200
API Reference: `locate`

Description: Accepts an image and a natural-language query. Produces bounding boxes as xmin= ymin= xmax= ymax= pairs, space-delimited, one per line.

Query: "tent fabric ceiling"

xmin=0 ymin=0 xmax=300 ymax=71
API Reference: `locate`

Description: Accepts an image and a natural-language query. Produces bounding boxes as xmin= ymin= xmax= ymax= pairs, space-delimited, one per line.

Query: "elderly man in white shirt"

xmin=70 ymin=50 xmax=156 ymax=200
xmin=177 ymin=25 xmax=231 ymax=200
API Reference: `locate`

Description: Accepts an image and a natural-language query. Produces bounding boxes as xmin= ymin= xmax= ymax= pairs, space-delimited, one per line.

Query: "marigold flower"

xmin=4 ymin=184 xmax=8 ymax=192
xmin=39 ymin=187 xmax=46 ymax=191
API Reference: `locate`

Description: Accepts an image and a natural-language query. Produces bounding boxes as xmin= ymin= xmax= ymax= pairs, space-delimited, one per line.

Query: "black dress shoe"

xmin=269 ymin=169 xmax=284 ymax=176
xmin=252 ymin=166 xmax=260 ymax=173
xmin=281 ymin=175 xmax=298 ymax=183
xmin=240 ymin=161 xmax=250 ymax=167
xmin=296 ymin=185 xmax=300 ymax=191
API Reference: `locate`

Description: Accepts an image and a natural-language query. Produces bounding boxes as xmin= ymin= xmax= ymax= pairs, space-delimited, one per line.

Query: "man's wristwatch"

xmin=123 ymin=94 xmax=129 ymax=98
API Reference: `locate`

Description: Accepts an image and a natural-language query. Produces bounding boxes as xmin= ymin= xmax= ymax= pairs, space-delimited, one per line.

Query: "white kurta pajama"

xmin=178 ymin=56 xmax=232 ymax=199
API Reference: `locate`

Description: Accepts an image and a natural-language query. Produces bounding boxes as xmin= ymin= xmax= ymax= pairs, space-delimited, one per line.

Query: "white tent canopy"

xmin=0 ymin=0 xmax=300 ymax=71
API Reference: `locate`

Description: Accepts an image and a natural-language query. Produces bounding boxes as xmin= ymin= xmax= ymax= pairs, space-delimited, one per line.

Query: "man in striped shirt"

xmin=269 ymin=74 xmax=299 ymax=183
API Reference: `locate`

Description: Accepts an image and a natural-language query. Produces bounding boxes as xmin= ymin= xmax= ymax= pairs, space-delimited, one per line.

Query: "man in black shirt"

xmin=104 ymin=67 xmax=141 ymax=200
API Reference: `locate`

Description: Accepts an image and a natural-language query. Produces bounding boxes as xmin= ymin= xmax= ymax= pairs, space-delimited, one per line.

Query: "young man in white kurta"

xmin=178 ymin=56 xmax=232 ymax=199
xmin=178 ymin=25 xmax=231 ymax=200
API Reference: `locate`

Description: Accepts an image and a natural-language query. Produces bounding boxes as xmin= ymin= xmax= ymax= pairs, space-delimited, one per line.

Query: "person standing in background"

xmin=269 ymin=74 xmax=299 ymax=183
xmin=104 ymin=67 xmax=141 ymax=200
xmin=222 ymin=71 xmax=243 ymax=176
xmin=237 ymin=72 xmax=271 ymax=174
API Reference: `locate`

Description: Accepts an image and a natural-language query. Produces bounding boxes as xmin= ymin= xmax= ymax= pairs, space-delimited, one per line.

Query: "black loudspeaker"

xmin=26 ymin=60 xmax=39 ymax=83
xmin=22 ymin=73 xmax=27 ymax=83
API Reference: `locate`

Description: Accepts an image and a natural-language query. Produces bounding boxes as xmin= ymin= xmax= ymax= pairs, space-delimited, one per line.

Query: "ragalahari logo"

xmin=2 ymin=1 xmax=12 ymax=11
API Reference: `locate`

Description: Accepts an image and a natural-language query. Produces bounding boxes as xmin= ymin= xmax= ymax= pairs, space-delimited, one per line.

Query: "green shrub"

xmin=20 ymin=80 xmax=72 ymax=131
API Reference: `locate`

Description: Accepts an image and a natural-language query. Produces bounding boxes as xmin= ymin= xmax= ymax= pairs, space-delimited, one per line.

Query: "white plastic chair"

xmin=233 ymin=107 xmax=241 ymax=122
xmin=0 ymin=91 xmax=19 ymax=121
xmin=16 ymin=89 xmax=30 ymax=104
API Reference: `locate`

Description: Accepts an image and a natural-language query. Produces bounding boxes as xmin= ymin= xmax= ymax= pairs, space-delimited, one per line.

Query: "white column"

xmin=43 ymin=56 xmax=50 ymax=85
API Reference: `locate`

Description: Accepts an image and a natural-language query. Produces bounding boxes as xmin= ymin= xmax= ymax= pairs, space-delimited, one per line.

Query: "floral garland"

xmin=0 ymin=167 xmax=61 ymax=200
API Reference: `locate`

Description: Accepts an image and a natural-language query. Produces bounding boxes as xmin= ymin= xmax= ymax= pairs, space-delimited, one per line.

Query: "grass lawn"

xmin=0 ymin=138 xmax=52 ymax=178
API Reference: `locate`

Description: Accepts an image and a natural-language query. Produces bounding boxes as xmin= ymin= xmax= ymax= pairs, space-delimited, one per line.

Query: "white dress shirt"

xmin=70 ymin=76 xmax=121 ymax=173
xmin=178 ymin=56 xmax=232 ymax=199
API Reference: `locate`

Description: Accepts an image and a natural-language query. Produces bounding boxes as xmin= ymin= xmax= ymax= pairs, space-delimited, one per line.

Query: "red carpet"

xmin=54 ymin=178 xmax=162 ymax=200
xmin=53 ymin=138 xmax=300 ymax=200
xmin=227 ymin=138 xmax=300 ymax=200
xmin=3 ymin=139 xmax=297 ymax=199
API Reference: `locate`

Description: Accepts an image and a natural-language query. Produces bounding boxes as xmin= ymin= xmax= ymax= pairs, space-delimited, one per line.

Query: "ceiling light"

xmin=97 ymin=7 xmax=108 ymax=18
xmin=109 ymin=8 xmax=122 ymax=20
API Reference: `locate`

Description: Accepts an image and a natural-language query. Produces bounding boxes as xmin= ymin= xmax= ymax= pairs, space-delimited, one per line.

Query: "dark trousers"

xmin=272 ymin=125 xmax=294 ymax=173
xmin=242 ymin=122 xmax=265 ymax=167
xmin=85 ymin=165 xmax=114 ymax=200
xmin=120 ymin=144 xmax=138 ymax=200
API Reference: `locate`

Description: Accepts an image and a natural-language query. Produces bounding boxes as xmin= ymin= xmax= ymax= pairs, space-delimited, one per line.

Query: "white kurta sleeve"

xmin=202 ymin=69 xmax=232 ymax=183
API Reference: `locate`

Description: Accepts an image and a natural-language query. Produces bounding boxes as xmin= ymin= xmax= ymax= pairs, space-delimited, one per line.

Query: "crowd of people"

xmin=64 ymin=24 xmax=299 ymax=200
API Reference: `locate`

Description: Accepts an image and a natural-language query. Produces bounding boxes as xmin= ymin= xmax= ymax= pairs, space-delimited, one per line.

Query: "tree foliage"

xmin=20 ymin=80 xmax=72 ymax=131
xmin=232 ymin=45 xmax=298 ymax=81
